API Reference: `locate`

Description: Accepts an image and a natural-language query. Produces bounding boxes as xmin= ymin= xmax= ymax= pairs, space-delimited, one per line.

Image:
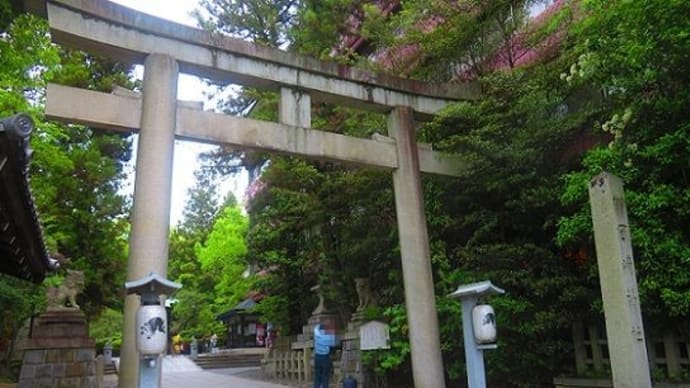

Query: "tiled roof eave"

xmin=0 ymin=117 xmax=53 ymax=283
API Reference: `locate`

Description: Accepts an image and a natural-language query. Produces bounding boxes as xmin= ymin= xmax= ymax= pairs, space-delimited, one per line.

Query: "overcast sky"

xmin=108 ymin=0 xmax=247 ymax=226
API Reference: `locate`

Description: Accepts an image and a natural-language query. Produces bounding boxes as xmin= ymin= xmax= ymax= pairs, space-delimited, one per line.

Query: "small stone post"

xmin=588 ymin=172 xmax=651 ymax=387
xmin=190 ymin=337 xmax=198 ymax=359
xmin=104 ymin=342 xmax=113 ymax=366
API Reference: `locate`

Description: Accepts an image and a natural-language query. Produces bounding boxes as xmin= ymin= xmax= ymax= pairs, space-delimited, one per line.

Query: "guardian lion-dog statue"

xmin=355 ymin=277 xmax=377 ymax=312
xmin=46 ymin=270 xmax=85 ymax=311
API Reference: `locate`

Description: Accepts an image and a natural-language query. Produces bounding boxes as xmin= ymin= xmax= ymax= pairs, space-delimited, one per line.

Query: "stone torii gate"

xmin=29 ymin=1 xmax=480 ymax=387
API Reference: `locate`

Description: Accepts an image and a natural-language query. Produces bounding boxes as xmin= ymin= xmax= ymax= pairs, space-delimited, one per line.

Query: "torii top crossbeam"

xmin=27 ymin=0 xmax=479 ymax=118
xmin=30 ymin=0 xmax=480 ymax=177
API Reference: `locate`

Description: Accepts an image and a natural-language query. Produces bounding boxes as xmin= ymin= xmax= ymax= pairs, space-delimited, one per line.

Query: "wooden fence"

xmin=572 ymin=321 xmax=690 ymax=379
xmin=263 ymin=336 xmax=313 ymax=383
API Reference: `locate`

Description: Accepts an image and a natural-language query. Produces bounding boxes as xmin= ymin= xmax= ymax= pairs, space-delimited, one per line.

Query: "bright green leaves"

xmin=0 ymin=14 xmax=58 ymax=113
xmin=1 ymin=9 xmax=132 ymax=319
xmin=558 ymin=0 xmax=690 ymax=319
xmin=196 ymin=206 xmax=251 ymax=310
xmin=293 ymin=0 xmax=358 ymax=59
xmin=169 ymin=198 xmax=251 ymax=338
xmin=196 ymin=0 xmax=298 ymax=47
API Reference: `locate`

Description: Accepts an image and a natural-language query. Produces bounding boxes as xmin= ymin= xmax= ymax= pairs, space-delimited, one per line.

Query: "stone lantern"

xmin=448 ymin=280 xmax=505 ymax=388
xmin=125 ymin=272 xmax=181 ymax=388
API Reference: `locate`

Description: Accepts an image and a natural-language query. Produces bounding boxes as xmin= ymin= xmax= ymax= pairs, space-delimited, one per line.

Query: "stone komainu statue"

xmin=355 ymin=277 xmax=377 ymax=312
xmin=46 ymin=269 xmax=85 ymax=311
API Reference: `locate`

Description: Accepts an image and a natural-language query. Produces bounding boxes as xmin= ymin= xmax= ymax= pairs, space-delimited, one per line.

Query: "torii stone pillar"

xmin=388 ymin=107 xmax=445 ymax=387
xmin=588 ymin=172 xmax=651 ymax=388
xmin=119 ymin=54 xmax=178 ymax=388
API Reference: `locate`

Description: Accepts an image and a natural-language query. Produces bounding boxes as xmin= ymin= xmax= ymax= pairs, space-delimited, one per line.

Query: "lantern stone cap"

xmin=125 ymin=272 xmax=181 ymax=296
xmin=447 ymin=280 xmax=505 ymax=300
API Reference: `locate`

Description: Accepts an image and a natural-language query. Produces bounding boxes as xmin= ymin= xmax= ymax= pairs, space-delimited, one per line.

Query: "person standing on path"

xmin=313 ymin=318 xmax=337 ymax=388
xmin=172 ymin=332 xmax=182 ymax=355
xmin=210 ymin=332 xmax=218 ymax=353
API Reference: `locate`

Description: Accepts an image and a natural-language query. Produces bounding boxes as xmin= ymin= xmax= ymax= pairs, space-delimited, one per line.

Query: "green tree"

xmin=1 ymin=7 xmax=133 ymax=321
xmin=170 ymin=204 xmax=250 ymax=337
xmin=160 ymin=1 xmax=690 ymax=385
xmin=197 ymin=205 xmax=251 ymax=309
xmin=168 ymin=158 xmax=250 ymax=338
xmin=32 ymin=48 xmax=133 ymax=317
xmin=195 ymin=0 xmax=298 ymax=47
xmin=557 ymin=0 xmax=690 ymax=322
xmin=245 ymin=157 xmax=325 ymax=333
xmin=168 ymin=167 xmax=222 ymax=335
xmin=88 ymin=307 xmax=124 ymax=353
xmin=193 ymin=0 xmax=297 ymax=181
xmin=0 ymin=274 xmax=43 ymax=374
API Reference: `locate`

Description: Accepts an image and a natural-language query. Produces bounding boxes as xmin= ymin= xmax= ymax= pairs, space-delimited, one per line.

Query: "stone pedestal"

xmin=339 ymin=330 xmax=363 ymax=386
xmin=340 ymin=318 xmax=390 ymax=388
xmin=18 ymin=310 xmax=97 ymax=388
xmin=347 ymin=312 xmax=366 ymax=332
xmin=297 ymin=313 xmax=337 ymax=342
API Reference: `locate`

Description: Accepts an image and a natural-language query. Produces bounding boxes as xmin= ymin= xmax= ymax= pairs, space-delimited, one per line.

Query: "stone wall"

xmin=19 ymin=348 xmax=97 ymax=388
xmin=17 ymin=310 xmax=98 ymax=388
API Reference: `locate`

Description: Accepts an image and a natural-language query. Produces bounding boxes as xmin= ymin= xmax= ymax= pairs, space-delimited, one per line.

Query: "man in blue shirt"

xmin=313 ymin=318 xmax=337 ymax=388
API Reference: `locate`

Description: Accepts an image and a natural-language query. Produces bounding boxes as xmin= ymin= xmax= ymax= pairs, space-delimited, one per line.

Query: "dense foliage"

xmin=557 ymin=0 xmax=690 ymax=322
xmin=1 ymin=2 xmax=132 ymax=371
xmin=219 ymin=0 xmax=690 ymax=385
xmin=167 ymin=168 xmax=252 ymax=342
xmin=2 ymin=0 xmax=689 ymax=386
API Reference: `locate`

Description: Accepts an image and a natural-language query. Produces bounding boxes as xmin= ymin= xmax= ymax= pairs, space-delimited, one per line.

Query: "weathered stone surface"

xmin=17 ymin=379 xmax=31 ymax=388
xmin=40 ymin=0 xmax=479 ymax=118
xmin=24 ymin=337 xmax=95 ymax=349
xmin=83 ymin=360 xmax=94 ymax=375
xmin=32 ymin=310 xmax=89 ymax=338
xmin=46 ymin=84 xmax=467 ymax=178
xmin=388 ymin=106 xmax=445 ymax=387
xmin=354 ymin=278 xmax=376 ymax=312
xmin=23 ymin=350 xmax=45 ymax=364
xmin=58 ymin=377 xmax=80 ymax=388
xmin=19 ymin=348 xmax=99 ymax=387
xmin=45 ymin=349 xmax=60 ymax=363
xmin=589 ymin=172 xmax=652 ymax=387
xmin=36 ymin=309 xmax=87 ymax=324
xmin=65 ymin=361 xmax=84 ymax=377
xmin=24 ymin=310 xmax=94 ymax=350
xmin=338 ymin=332 xmax=365 ymax=388
xmin=19 ymin=365 xmax=35 ymax=379
xmin=53 ymin=363 xmax=66 ymax=377
xmin=83 ymin=376 xmax=97 ymax=388
xmin=118 ymin=52 xmax=179 ymax=386
xmin=30 ymin=2 xmax=464 ymax=387
xmin=45 ymin=269 xmax=84 ymax=311
xmin=60 ymin=349 xmax=75 ymax=362
xmin=34 ymin=364 xmax=53 ymax=379
xmin=76 ymin=349 xmax=95 ymax=361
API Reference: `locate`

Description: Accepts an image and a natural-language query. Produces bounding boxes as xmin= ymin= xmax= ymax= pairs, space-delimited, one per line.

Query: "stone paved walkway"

xmin=102 ymin=356 xmax=299 ymax=388
xmin=164 ymin=369 xmax=294 ymax=387
xmin=103 ymin=367 xmax=297 ymax=388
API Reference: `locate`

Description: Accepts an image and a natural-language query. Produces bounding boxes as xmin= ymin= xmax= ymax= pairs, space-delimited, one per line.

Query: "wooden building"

xmin=0 ymin=113 xmax=56 ymax=283
xmin=217 ymin=296 xmax=266 ymax=348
